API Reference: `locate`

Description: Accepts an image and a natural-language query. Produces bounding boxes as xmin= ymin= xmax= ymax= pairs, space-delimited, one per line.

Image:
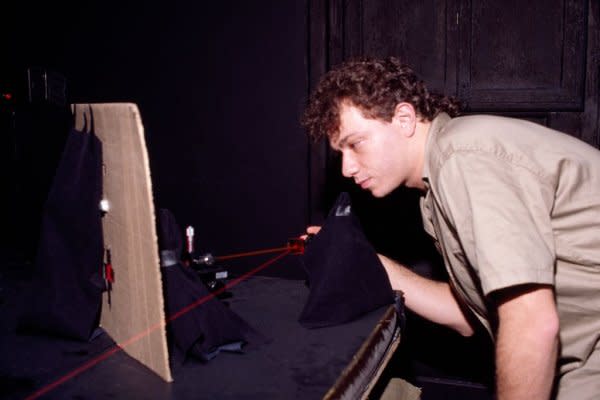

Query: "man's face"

xmin=330 ymin=103 xmax=418 ymax=197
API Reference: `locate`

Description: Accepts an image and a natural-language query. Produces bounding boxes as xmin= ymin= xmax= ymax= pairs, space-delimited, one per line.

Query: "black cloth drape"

xmin=19 ymin=124 xmax=105 ymax=340
xmin=299 ymin=192 xmax=395 ymax=328
xmin=157 ymin=209 xmax=267 ymax=362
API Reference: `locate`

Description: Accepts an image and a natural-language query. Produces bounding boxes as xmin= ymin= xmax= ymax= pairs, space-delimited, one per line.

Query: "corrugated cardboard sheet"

xmin=73 ymin=103 xmax=172 ymax=382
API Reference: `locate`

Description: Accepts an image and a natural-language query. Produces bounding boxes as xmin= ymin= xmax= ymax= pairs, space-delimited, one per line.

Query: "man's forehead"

xmin=331 ymin=103 xmax=361 ymax=144
xmin=338 ymin=101 xmax=364 ymax=122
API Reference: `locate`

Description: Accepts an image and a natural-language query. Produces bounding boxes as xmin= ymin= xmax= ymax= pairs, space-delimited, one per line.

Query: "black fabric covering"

xmin=157 ymin=209 xmax=267 ymax=362
xmin=19 ymin=124 xmax=105 ymax=341
xmin=299 ymin=192 xmax=395 ymax=328
xmin=157 ymin=209 xmax=184 ymax=254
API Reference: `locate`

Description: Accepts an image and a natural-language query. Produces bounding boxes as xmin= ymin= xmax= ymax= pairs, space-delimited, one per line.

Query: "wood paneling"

xmin=457 ymin=0 xmax=587 ymax=111
xmin=327 ymin=0 xmax=458 ymax=94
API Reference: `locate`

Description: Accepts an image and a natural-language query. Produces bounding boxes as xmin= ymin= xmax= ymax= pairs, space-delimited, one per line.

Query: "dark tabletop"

xmin=1 ymin=271 xmax=392 ymax=400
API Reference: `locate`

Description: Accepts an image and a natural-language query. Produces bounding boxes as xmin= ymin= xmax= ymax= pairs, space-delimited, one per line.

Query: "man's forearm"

xmin=494 ymin=286 xmax=559 ymax=400
xmin=378 ymin=254 xmax=475 ymax=336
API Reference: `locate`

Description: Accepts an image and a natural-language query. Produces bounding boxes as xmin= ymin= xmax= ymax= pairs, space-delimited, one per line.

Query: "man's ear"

xmin=392 ymin=102 xmax=417 ymax=137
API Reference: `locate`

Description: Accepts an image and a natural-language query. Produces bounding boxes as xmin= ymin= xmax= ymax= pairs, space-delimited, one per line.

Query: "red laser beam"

xmin=214 ymin=237 xmax=308 ymax=261
xmin=215 ymin=246 xmax=290 ymax=261
xmin=24 ymin=249 xmax=292 ymax=400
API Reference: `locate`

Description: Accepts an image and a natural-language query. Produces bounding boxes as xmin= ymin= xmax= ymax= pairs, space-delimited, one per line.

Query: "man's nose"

xmin=341 ymin=152 xmax=358 ymax=177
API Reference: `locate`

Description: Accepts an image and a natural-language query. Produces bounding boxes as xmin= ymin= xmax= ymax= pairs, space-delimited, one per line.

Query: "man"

xmin=302 ymin=57 xmax=600 ymax=399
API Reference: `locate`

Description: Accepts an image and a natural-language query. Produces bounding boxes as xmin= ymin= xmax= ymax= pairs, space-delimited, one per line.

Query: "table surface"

xmin=0 ymin=273 xmax=398 ymax=400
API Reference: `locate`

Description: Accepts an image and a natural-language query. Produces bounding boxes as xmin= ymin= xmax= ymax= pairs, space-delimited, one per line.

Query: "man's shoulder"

xmin=426 ymin=114 xmax=547 ymax=180
xmin=431 ymin=113 xmax=562 ymax=158
xmin=439 ymin=114 xmax=534 ymax=141
xmin=428 ymin=114 xmax=504 ymax=160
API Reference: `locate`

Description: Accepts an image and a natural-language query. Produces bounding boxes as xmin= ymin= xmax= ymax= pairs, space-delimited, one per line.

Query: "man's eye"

xmin=350 ymin=140 xmax=363 ymax=149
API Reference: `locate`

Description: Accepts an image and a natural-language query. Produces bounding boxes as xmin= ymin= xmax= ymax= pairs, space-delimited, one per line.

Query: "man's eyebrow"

xmin=333 ymin=133 xmax=355 ymax=150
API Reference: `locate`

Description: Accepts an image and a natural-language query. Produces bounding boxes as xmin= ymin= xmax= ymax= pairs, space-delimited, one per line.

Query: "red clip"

xmin=287 ymin=238 xmax=306 ymax=255
xmin=103 ymin=248 xmax=115 ymax=284
xmin=105 ymin=263 xmax=114 ymax=283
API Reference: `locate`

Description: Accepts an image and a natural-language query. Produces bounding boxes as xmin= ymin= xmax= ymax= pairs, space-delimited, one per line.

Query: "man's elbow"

xmin=456 ymin=323 xmax=476 ymax=337
xmin=494 ymin=284 xmax=560 ymax=343
xmin=521 ymin=293 xmax=560 ymax=344
xmin=537 ymin=309 xmax=560 ymax=343
xmin=448 ymin=318 xmax=476 ymax=337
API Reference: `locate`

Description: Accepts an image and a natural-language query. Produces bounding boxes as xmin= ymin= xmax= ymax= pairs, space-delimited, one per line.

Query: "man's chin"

xmin=368 ymin=187 xmax=387 ymax=198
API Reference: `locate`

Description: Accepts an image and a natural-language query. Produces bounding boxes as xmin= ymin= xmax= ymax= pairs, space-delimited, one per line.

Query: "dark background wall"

xmin=2 ymin=1 xmax=311 ymax=278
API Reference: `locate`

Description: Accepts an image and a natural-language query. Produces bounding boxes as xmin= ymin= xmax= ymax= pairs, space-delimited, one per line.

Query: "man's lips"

xmin=355 ymin=177 xmax=371 ymax=189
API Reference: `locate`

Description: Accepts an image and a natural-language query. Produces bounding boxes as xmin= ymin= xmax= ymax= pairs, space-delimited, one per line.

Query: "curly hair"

xmin=302 ymin=57 xmax=461 ymax=142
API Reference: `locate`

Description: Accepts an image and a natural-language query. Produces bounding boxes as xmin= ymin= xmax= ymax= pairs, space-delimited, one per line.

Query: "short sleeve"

xmin=435 ymin=151 xmax=556 ymax=295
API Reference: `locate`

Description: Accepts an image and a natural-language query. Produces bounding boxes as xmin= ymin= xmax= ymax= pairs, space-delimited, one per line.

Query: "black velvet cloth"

xmin=157 ymin=209 xmax=267 ymax=362
xmin=19 ymin=124 xmax=105 ymax=341
xmin=299 ymin=192 xmax=395 ymax=328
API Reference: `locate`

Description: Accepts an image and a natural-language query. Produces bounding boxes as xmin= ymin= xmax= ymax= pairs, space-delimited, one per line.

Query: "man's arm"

xmin=493 ymin=285 xmax=559 ymax=400
xmin=378 ymin=254 xmax=475 ymax=336
xmin=305 ymin=226 xmax=474 ymax=335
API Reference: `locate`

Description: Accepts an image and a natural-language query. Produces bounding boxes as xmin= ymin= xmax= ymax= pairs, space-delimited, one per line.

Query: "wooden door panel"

xmin=457 ymin=0 xmax=587 ymax=110
xmin=330 ymin=0 xmax=457 ymax=94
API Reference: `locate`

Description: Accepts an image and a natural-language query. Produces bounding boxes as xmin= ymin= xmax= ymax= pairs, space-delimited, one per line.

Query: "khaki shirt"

xmin=420 ymin=113 xmax=600 ymax=376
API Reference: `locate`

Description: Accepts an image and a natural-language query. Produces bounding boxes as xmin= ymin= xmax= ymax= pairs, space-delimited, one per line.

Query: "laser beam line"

xmin=215 ymin=246 xmax=290 ymax=261
xmin=24 ymin=249 xmax=291 ymax=400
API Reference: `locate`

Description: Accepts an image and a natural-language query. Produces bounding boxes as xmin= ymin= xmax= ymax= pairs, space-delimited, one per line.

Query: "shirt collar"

xmin=422 ymin=112 xmax=452 ymax=186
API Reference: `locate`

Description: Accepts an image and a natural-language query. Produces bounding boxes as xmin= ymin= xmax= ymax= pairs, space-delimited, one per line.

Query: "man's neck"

xmin=410 ymin=119 xmax=432 ymax=192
